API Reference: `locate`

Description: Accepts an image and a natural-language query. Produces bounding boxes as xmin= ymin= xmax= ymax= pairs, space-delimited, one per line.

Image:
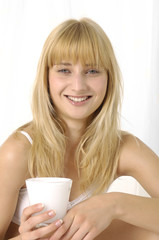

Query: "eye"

xmin=58 ymin=69 xmax=71 ymax=74
xmin=86 ymin=69 xmax=99 ymax=75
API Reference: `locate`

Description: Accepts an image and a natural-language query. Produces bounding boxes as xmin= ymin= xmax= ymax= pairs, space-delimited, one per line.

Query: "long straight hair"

xmin=28 ymin=18 xmax=122 ymax=194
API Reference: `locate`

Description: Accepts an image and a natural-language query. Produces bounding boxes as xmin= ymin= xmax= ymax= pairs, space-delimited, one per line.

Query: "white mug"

xmin=26 ymin=177 xmax=72 ymax=226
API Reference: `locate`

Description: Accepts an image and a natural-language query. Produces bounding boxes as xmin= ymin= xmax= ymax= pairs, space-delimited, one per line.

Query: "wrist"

xmin=106 ymin=192 xmax=124 ymax=220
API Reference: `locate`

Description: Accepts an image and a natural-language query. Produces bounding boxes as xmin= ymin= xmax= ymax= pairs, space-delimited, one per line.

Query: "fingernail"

xmin=55 ymin=219 xmax=63 ymax=227
xmin=48 ymin=210 xmax=55 ymax=217
xmin=37 ymin=203 xmax=44 ymax=209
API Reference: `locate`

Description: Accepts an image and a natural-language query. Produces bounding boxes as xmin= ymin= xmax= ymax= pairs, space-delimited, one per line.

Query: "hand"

xmin=19 ymin=203 xmax=63 ymax=240
xmin=50 ymin=193 xmax=115 ymax=240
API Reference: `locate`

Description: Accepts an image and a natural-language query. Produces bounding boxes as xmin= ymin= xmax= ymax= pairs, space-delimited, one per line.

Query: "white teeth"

xmin=67 ymin=96 xmax=89 ymax=102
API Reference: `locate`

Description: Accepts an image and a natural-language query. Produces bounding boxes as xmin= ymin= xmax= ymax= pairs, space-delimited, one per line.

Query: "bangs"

xmin=47 ymin=21 xmax=105 ymax=68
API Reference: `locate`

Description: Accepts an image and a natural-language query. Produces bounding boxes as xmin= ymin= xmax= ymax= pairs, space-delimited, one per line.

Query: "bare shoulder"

xmin=0 ymin=129 xmax=32 ymax=188
xmin=0 ymin=128 xmax=32 ymax=237
xmin=118 ymin=132 xmax=159 ymax=196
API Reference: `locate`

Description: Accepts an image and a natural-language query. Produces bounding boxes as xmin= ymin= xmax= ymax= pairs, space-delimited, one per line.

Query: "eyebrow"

xmin=55 ymin=63 xmax=99 ymax=67
xmin=55 ymin=62 xmax=72 ymax=66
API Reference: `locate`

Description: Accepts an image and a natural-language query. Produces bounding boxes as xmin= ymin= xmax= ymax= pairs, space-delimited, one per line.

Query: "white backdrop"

xmin=0 ymin=0 xmax=159 ymax=195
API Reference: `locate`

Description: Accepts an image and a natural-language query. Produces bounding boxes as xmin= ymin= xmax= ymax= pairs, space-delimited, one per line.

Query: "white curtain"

xmin=0 ymin=0 xmax=158 ymax=195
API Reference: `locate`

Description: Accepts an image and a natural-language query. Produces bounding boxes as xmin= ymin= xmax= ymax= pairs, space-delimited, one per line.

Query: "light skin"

xmin=48 ymin=62 xmax=108 ymax=135
xmin=0 ymin=62 xmax=159 ymax=240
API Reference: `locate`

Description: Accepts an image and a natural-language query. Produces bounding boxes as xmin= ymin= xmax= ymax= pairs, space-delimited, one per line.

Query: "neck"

xmin=63 ymin=121 xmax=85 ymax=178
xmin=64 ymin=119 xmax=87 ymax=145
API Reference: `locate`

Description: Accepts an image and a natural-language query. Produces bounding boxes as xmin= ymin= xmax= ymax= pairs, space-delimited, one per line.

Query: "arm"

xmin=50 ymin=134 xmax=159 ymax=240
xmin=0 ymin=133 xmax=63 ymax=240
xmin=0 ymin=133 xmax=30 ymax=239
xmin=114 ymin=192 xmax=159 ymax=233
xmin=115 ymin=134 xmax=159 ymax=233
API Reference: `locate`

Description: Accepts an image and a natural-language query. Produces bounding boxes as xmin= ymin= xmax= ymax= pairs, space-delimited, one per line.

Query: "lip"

xmin=64 ymin=95 xmax=92 ymax=106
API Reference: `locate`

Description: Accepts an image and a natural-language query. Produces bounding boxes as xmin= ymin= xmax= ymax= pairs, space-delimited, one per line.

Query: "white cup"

xmin=26 ymin=177 xmax=72 ymax=226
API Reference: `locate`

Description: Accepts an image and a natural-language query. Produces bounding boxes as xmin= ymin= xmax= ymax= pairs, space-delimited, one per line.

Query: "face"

xmin=48 ymin=62 xmax=108 ymax=125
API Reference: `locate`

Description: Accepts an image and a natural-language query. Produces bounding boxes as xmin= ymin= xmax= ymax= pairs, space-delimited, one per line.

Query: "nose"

xmin=71 ymin=73 xmax=87 ymax=92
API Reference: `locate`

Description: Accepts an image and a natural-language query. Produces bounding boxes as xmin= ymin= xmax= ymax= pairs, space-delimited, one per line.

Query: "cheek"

xmin=49 ymin=80 xmax=58 ymax=103
xmin=95 ymin=80 xmax=107 ymax=98
xmin=49 ymin=79 xmax=60 ymax=94
xmin=49 ymin=79 xmax=68 ymax=105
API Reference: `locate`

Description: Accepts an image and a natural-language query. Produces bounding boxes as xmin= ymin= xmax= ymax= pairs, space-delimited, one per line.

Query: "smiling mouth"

xmin=65 ymin=95 xmax=91 ymax=102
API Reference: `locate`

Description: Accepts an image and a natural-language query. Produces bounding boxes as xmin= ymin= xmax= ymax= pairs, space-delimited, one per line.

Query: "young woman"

xmin=0 ymin=18 xmax=159 ymax=240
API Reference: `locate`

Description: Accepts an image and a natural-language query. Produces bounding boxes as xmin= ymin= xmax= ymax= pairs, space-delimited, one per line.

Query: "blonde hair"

xmin=29 ymin=18 xmax=122 ymax=194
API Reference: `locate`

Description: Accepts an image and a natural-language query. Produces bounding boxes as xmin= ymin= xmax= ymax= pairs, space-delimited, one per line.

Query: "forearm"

xmin=3 ymin=235 xmax=21 ymax=240
xmin=8 ymin=237 xmax=21 ymax=240
xmin=113 ymin=192 xmax=159 ymax=234
xmin=2 ymin=235 xmax=20 ymax=240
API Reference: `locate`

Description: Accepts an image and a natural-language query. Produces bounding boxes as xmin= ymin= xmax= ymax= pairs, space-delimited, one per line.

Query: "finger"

xmin=19 ymin=209 xmax=56 ymax=233
xmin=83 ymin=231 xmax=95 ymax=240
xmin=68 ymin=226 xmax=89 ymax=240
xmin=66 ymin=221 xmax=94 ymax=240
xmin=60 ymin=224 xmax=79 ymax=240
xmin=21 ymin=203 xmax=44 ymax=223
xmin=50 ymin=215 xmax=74 ymax=240
xmin=20 ymin=220 xmax=63 ymax=240
xmin=82 ymin=227 xmax=99 ymax=240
